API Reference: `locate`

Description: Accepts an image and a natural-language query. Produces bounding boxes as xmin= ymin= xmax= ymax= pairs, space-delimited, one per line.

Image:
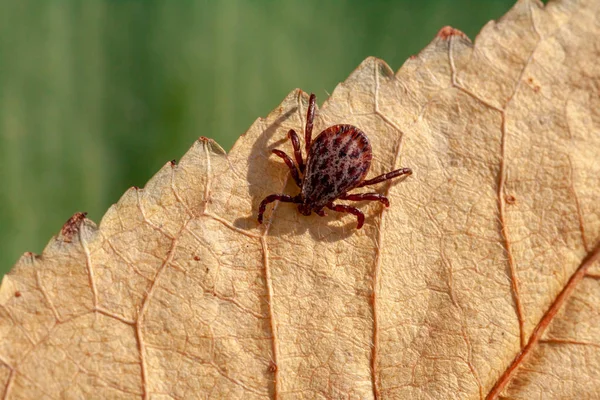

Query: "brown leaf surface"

xmin=1 ymin=0 xmax=599 ymax=398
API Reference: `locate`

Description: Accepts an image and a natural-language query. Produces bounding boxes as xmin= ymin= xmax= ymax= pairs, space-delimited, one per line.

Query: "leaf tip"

xmin=197 ymin=136 xmax=227 ymax=155
xmin=356 ymin=56 xmax=395 ymax=78
xmin=436 ymin=26 xmax=470 ymax=41
xmin=59 ymin=212 xmax=88 ymax=243
xmin=16 ymin=251 xmax=39 ymax=265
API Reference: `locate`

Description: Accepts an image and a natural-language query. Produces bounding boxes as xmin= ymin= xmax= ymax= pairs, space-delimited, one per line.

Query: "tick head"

xmin=297 ymin=203 xmax=312 ymax=216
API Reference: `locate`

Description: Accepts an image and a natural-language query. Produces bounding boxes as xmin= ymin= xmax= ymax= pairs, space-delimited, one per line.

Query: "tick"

xmin=257 ymin=93 xmax=412 ymax=229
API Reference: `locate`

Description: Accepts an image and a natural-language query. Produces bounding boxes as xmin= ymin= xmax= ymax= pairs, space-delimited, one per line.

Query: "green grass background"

xmin=0 ymin=0 xmax=521 ymax=275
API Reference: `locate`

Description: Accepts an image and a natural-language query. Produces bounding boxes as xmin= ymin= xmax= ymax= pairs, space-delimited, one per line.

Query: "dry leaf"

xmin=1 ymin=0 xmax=599 ymax=398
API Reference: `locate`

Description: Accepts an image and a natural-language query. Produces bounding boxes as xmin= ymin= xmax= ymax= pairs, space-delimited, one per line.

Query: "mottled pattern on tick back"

xmin=302 ymin=125 xmax=372 ymax=209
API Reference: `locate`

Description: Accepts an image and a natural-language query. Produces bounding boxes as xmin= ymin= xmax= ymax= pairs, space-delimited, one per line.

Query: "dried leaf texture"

xmin=1 ymin=0 xmax=599 ymax=398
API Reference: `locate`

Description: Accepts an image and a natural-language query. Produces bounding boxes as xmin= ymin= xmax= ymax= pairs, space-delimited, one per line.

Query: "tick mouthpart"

xmin=298 ymin=203 xmax=312 ymax=216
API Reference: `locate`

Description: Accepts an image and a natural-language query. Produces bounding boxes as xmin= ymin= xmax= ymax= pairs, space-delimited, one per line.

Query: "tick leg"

xmin=287 ymin=129 xmax=305 ymax=172
xmin=327 ymin=203 xmax=365 ymax=229
xmin=305 ymin=94 xmax=316 ymax=156
xmin=272 ymin=149 xmax=302 ymax=187
xmin=357 ymin=167 xmax=412 ymax=188
xmin=315 ymin=208 xmax=327 ymax=217
xmin=258 ymin=194 xmax=298 ymax=224
xmin=339 ymin=193 xmax=390 ymax=207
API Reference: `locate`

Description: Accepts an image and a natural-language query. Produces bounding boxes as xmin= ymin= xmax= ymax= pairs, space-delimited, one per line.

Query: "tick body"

xmin=258 ymin=93 xmax=412 ymax=229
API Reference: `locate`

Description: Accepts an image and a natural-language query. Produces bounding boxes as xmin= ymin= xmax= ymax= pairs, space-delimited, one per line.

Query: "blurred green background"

xmin=1 ymin=0 xmax=521 ymax=275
